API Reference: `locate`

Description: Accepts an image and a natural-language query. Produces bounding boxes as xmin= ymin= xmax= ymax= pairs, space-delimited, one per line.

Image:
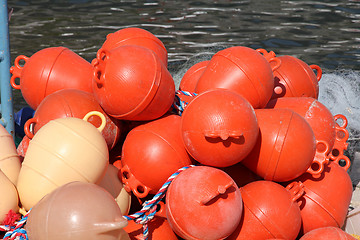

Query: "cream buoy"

xmin=16 ymin=111 xmax=109 ymax=210
xmin=0 ymin=170 xmax=19 ymax=223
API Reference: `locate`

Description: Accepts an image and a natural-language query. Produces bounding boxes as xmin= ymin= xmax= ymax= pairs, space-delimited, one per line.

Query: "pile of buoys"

xmin=0 ymin=27 xmax=357 ymax=240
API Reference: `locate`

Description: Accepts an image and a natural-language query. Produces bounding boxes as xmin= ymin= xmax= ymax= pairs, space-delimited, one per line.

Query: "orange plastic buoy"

xmin=179 ymin=60 xmax=209 ymax=92
xmin=17 ymin=135 xmax=30 ymax=161
xmin=166 ymin=166 xmax=243 ymax=240
xmin=266 ymin=97 xmax=336 ymax=154
xmin=92 ymin=45 xmax=175 ymax=121
xmin=195 ymin=46 xmax=281 ymax=109
xmin=23 ymin=89 xmax=121 ymax=150
xmin=299 ymin=227 xmax=357 ymax=240
xmin=26 ymin=182 xmax=130 ymax=240
xmin=10 ymin=47 xmax=93 ymax=110
xmin=181 ymin=89 xmax=259 ymax=167
xmin=228 ymin=180 xmax=302 ymax=240
xmin=101 ymin=27 xmax=168 ymax=66
xmin=269 ymin=54 xmax=322 ymax=99
xmin=241 ymin=108 xmax=318 ymax=182
xmin=16 ymin=112 xmax=109 ymax=210
xmin=120 ymin=115 xmax=193 ymax=198
xmin=0 ymin=124 xmax=21 ymax=185
xmin=293 ymin=161 xmax=353 ymax=234
xmin=123 ymin=202 xmax=178 ymax=240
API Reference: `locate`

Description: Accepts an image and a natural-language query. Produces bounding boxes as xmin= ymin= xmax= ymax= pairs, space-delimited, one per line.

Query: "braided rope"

xmin=1 ymin=209 xmax=31 ymax=240
xmin=172 ymin=90 xmax=198 ymax=116
xmin=123 ymin=165 xmax=194 ymax=240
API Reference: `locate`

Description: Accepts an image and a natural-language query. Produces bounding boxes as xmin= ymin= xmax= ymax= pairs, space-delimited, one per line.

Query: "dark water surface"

xmin=5 ymin=0 xmax=360 ymax=147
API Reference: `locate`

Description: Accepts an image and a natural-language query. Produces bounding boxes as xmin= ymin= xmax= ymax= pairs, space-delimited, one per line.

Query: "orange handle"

xmin=199 ymin=181 xmax=234 ymax=205
xmin=310 ymin=64 xmax=322 ymax=82
xmin=306 ymin=140 xmax=329 ymax=176
xmin=333 ymin=154 xmax=351 ymax=171
xmin=269 ymin=57 xmax=281 ymax=71
xmin=92 ymin=48 xmax=110 ymax=86
xmin=334 ymin=114 xmax=348 ymax=128
xmin=10 ymin=55 xmax=29 ymax=90
xmin=256 ymin=48 xmax=276 ymax=60
xmin=203 ymin=129 xmax=243 ymax=141
xmin=286 ymin=181 xmax=305 ymax=202
xmin=24 ymin=117 xmax=37 ymax=139
xmin=120 ymin=166 xmax=151 ymax=199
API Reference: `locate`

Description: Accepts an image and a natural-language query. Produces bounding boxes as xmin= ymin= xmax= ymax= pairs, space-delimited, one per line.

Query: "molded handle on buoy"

xmin=120 ymin=166 xmax=151 ymax=199
xmin=256 ymin=48 xmax=281 ymax=71
xmin=286 ymin=181 xmax=305 ymax=202
xmin=83 ymin=111 xmax=106 ymax=132
xmin=269 ymin=57 xmax=281 ymax=71
xmin=306 ymin=140 xmax=329 ymax=177
xmin=92 ymin=48 xmax=110 ymax=86
xmin=24 ymin=117 xmax=37 ymax=139
xmin=334 ymin=114 xmax=348 ymax=128
xmin=199 ymin=181 xmax=234 ymax=205
xmin=203 ymin=130 xmax=243 ymax=141
xmin=10 ymin=55 xmax=29 ymax=89
xmin=333 ymin=154 xmax=351 ymax=171
xmin=310 ymin=64 xmax=322 ymax=82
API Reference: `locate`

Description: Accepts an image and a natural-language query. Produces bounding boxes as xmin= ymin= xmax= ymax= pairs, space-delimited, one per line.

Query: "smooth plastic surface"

xmin=179 ymin=60 xmax=209 ymax=92
xmin=294 ymin=161 xmax=353 ymax=234
xmin=166 ymin=166 xmax=243 ymax=240
xmin=0 ymin=170 xmax=19 ymax=224
xmin=98 ymin=164 xmax=131 ymax=215
xmin=299 ymin=227 xmax=357 ymax=240
xmin=195 ymin=46 xmax=281 ymax=108
xmin=270 ymin=55 xmax=322 ymax=99
xmin=228 ymin=180 xmax=302 ymax=240
xmin=344 ymin=207 xmax=360 ymax=236
xmin=16 ymin=113 xmax=109 ymax=210
xmin=26 ymin=181 xmax=130 ymax=240
xmin=120 ymin=115 xmax=193 ymax=198
xmin=242 ymin=108 xmax=317 ymax=182
xmin=124 ymin=202 xmax=178 ymax=240
xmin=10 ymin=47 xmax=93 ymax=110
xmin=0 ymin=123 xmax=21 ymax=185
xmin=181 ymin=89 xmax=259 ymax=167
xmin=92 ymin=45 xmax=175 ymax=121
xmin=24 ymin=89 xmax=121 ymax=150
xmin=267 ymin=97 xmax=336 ymax=154
xmin=101 ymin=27 xmax=168 ymax=66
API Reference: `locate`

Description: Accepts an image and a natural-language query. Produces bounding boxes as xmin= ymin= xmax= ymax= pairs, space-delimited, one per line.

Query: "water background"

xmin=6 ymin=0 xmax=360 ymax=153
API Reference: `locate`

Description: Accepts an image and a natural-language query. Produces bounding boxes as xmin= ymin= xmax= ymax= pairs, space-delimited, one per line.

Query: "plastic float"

xmin=0 ymin=26 xmax=356 ymax=240
xmin=0 ymin=124 xmax=21 ymax=185
xmin=299 ymin=226 xmax=357 ymax=240
xmin=181 ymin=89 xmax=259 ymax=167
xmin=25 ymin=181 xmax=130 ymax=240
xmin=0 ymin=170 xmax=18 ymax=224
xmin=166 ymin=166 xmax=243 ymax=240
xmin=227 ymin=180 xmax=302 ymax=240
xmin=92 ymin=45 xmax=175 ymax=121
xmin=16 ymin=111 xmax=109 ymax=210
xmin=10 ymin=47 xmax=93 ymax=110
xmin=195 ymin=46 xmax=281 ymax=108
xmin=23 ymin=89 xmax=121 ymax=150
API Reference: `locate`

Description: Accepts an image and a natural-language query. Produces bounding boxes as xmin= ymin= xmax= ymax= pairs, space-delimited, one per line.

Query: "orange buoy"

xmin=294 ymin=161 xmax=353 ymax=234
xmin=181 ymin=89 xmax=259 ymax=167
xmin=166 ymin=166 xmax=243 ymax=240
xmin=101 ymin=27 xmax=168 ymax=66
xmin=266 ymin=97 xmax=336 ymax=154
xmin=23 ymin=89 xmax=121 ymax=150
xmin=228 ymin=180 xmax=302 ymax=240
xmin=241 ymin=108 xmax=318 ymax=182
xmin=179 ymin=60 xmax=209 ymax=92
xmin=299 ymin=226 xmax=357 ymax=240
xmin=195 ymin=46 xmax=281 ymax=108
xmin=120 ymin=115 xmax=193 ymax=198
xmin=26 ymin=182 xmax=130 ymax=240
xmin=10 ymin=47 xmax=93 ymax=110
xmin=271 ymin=55 xmax=321 ymax=99
xmin=92 ymin=45 xmax=175 ymax=121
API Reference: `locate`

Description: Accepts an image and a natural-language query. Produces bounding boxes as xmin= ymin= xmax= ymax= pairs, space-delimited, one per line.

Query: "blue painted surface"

xmin=0 ymin=0 xmax=15 ymax=138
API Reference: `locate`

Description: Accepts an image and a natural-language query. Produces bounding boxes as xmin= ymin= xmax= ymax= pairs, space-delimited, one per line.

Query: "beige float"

xmin=0 ymin=169 xmax=19 ymax=223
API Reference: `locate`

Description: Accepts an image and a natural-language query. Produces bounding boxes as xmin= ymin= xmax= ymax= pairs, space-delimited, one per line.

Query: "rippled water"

xmin=5 ymin=0 xmax=360 ymax=148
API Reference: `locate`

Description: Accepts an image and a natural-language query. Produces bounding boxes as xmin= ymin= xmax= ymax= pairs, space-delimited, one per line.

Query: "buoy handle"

xmin=306 ymin=140 xmax=329 ymax=176
xmin=310 ymin=64 xmax=322 ymax=82
xmin=10 ymin=55 xmax=29 ymax=90
xmin=334 ymin=114 xmax=348 ymax=128
xmin=203 ymin=130 xmax=243 ymax=141
xmin=24 ymin=117 xmax=37 ymax=139
xmin=333 ymin=154 xmax=351 ymax=171
xmin=199 ymin=181 xmax=234 ymax=205
xmin=269 ymin=57 xmax=281 ymax=71
xmin=256 ymin=48 xmax=281 ymax=71
xmin=83 ymin=111 xmax=106 ymax=132
xmin=286 ymin=181 xmax=305 ymax=202
xmin=92 ymin=48 xmax=110 ymax=86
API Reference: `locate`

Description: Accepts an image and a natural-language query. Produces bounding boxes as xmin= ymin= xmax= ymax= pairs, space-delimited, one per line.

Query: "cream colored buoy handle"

xmin=83 ymin=111 xmax=106 ymax=133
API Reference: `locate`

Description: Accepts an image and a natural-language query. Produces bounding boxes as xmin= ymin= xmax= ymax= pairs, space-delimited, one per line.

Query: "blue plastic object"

xmin=14 ymin=106 xmax=34 ymax=138
xmin=0 ymin=0 xmax=15 ymax=138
